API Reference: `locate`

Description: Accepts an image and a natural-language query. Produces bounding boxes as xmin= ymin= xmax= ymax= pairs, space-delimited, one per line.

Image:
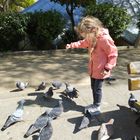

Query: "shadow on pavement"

xmin=67 ymin=104 xmax=140 ymax=140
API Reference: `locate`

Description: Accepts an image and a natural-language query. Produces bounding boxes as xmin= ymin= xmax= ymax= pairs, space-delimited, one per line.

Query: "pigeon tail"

xmin=24 ymin=125 xmax=39 ymax=137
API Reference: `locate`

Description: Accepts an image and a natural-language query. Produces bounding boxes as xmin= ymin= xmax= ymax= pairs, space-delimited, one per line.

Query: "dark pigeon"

xmin=37 ymin=120 xmax=53 ymax=140
xmin=48 ymin=100 xmax=63 ymax=120
xmin=43 ymin=87 xmax=54 ymax=99
xmin=104 ymin=76 xmax=116 ymax=85
xmin=52 ymin=80 xmax=62 ymax=90
xmin=63 ymin=83 xmax=79 ymax=99
xmin=35 ymin=81 xmax=47 ymax=91
xmin=1 ymin=99 xmax=25 ymax=131
xmin=78 ymin=112 xmax=91 ymax=130
xmin=128 ymin=93 xmax=138 ymax=112
xmin=16 ymin=81 xmax=28 ymax=90
xmin=24 ymin=110 xmax=50 ymax=137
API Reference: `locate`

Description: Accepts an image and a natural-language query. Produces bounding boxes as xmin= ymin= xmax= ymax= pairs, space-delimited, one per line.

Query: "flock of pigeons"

xmin=1 ymin=81 xmax=79 ymax=140
xmin=1 ymin=81 xmax=140 ymax=140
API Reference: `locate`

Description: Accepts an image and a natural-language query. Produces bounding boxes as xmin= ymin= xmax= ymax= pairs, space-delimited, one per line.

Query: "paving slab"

xmin=0 ymin=48 xmax=140 ymax=140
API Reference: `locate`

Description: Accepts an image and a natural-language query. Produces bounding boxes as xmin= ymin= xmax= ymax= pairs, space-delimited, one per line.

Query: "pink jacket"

xmin=66 ymin=28 xmax=118 ymax=79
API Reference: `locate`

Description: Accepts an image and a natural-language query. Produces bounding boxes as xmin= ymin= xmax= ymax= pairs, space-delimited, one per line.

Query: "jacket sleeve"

xmin=101 ymin=38 xmax=118 ymax=70
xmin=66 ymin=39 xmax=89 ymax=49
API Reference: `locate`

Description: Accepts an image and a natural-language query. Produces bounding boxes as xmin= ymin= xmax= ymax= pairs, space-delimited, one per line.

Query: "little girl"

xmin=66 ymin=16 xmax=118 ymax=115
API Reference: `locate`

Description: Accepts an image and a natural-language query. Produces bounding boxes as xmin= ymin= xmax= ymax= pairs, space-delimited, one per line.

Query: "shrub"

xmin=84 ymin=3 xmax=131 ymax=39
xmin=0 ymin=12 xmax=29 ymax=51
xmin=26 ymin=10 xmax=66 ymax=50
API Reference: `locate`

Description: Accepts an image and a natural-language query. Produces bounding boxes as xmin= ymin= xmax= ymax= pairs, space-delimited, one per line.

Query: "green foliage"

xmin=20 ymin=0 xmax=36 ymax=8
xmin=26 ymin=10 xmax=66 ymax=50
xmin=84 ymin=3 xmax=131 ymax=39
xmin=0 ymin=12 xmax=29 ymax=51
xmin=0 ymin=0 xmax=36 ymax=12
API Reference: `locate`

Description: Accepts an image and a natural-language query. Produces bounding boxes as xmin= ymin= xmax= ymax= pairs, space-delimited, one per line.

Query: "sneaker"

xmin=84 ymin=104 xmax=94 ymax=114
xmin=87 ymin=105 xmax=101 ymax=116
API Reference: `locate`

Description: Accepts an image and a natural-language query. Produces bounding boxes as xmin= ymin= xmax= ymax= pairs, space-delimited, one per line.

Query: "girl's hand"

xmin=101 ymin=69 xmax=110 ymax=76
xmin=66 ymin=44 xmax=71 ymax=49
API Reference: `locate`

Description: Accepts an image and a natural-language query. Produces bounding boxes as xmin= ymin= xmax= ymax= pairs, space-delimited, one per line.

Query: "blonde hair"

xmin=77 ymin=16 xmax=103 ymax=36
xmin=76 ymin=16 xmax=103 ymax=58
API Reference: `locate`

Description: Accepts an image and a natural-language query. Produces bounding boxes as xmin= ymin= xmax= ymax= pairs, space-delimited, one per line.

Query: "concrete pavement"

xmin=0 ymin=48 xmax=140 ymax=140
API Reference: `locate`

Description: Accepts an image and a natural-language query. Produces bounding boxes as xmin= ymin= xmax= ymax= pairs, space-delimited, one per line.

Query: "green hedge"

xmin=0 ymin=12 xmax=29 ymax=51
xmin=84 ymin=3 xmax=131 ymax=39
xmin=26 ymin=10 xmax=66 ymax=50
xmin=0 ymin=11 xmax=66 ymax=52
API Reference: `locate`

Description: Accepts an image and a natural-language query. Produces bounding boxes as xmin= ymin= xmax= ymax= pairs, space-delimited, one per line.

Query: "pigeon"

xmin=16 ymin=81 xmax=28 ymax=90
xmin=128 ymin=93 xmax=138 ymax=112
xmin=105 ymin=77 xmax=116 ymax=85
xmin=24 ymin=110 xmax=50 ymax=137
xmin=1 ymin=99 xmax=25 ymax=131
xmin=48 ymin=100 xmax=63 ymax=120
xmin=43 ymin=87 xmax=54 ymax=99
xmin=135 ymin=116 xmax=140 ymax=127
xmin=132 ymin=136 xmax=140 ymax=140
xmin=78 ymin=112 xmax=91 ymax=130
xmin=63 ymin=83 xmax=79 ymax=99
xmin=97 ymin=118 xmax=114 ymax=140
xmin=37 ymin=120 xmax=53 ymax=140
xmin=52 ymin=80 xmax=62 ymax=90
xmin=35 ymin=81 xmax=47 ymax=91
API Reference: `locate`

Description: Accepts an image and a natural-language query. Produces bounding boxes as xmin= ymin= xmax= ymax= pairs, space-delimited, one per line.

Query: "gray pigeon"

xmin=43 ymin=87 xmax=54 ymax=99
xmin=97 ymin=118 xmax=114 ymax=140
xmin=52 ymin=80 xmax=62 ymax=89
xmin=1 ymin=99 xmax=25 ymax=131
xmin=128 ymin=93 xmax=138 ymax=112
xmin=24 ymin=110 xmax=50 ymax=137
xmin=35 ymin=81 xmax=47 ymax=91
xmin=48 ymin=100 xmax=63 ymax=120
xmin=78 ymin=112 xmax=91 ymax=130
xmin=63 ymin=83 xmax=79 ymax=99
xmin=37 ymin=120 xmax=53 ymax=140
xmin=16 ymin=81 xmax=28 ymax=90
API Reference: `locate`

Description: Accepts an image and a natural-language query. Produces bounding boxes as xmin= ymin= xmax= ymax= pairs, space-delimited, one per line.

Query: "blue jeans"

xmin=90 ymin=78 xmax=104 ymax=107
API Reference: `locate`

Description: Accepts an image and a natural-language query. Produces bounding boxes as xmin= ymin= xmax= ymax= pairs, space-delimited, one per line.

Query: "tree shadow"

xmin=24 ymin=92 xmax=59 ymax=108
xmin=67 ymin=104 xmax=140 ymax=140
xmin=59 ymin=94 xmax=84 ymax=113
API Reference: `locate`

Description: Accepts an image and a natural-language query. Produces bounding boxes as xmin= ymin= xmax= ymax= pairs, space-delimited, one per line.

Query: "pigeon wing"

xmin=52 ymin=81 xmax=62 ymax=89
xmin=48 ymin=100 xmax=63 ymax=119
xmin=38 ymin=120 xmax=53 ymax=140
xmin=78 ymin=114 xmax=90 ymax=130
xmin=25 ymin=111 xmax=49 ymax=137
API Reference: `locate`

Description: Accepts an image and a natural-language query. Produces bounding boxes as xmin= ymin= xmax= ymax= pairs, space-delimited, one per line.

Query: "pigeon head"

xmin=49 ymin=87 xmax=53 ymax=91
xmin=42 ymin=81 xmax=46 ymax=85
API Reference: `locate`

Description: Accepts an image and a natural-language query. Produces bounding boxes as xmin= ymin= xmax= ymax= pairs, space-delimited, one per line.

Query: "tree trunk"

xmin=135 ymin=31 xmax=140 ymax=48
xmin=66 ymin=1 xmax=75 ymax=32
